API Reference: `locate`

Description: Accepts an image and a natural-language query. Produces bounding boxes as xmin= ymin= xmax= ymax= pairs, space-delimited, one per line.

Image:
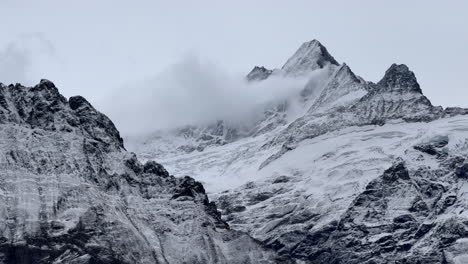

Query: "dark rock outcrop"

xmin=377 ymin=63 xmax=422 ymax=93
xmin=247 ymin=66 xmax=273 ymax=81
xmin=262 ymin=159 xmax=468 ymax=263
xmin=0 ymin=80 xmax=280 ymax=264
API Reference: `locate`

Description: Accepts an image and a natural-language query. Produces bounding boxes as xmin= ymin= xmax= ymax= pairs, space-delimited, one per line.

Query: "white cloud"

xmin=0 ymin=34 xmax=59 ymax=86
xmin=100 ymin=55 xmax=325 ymax=135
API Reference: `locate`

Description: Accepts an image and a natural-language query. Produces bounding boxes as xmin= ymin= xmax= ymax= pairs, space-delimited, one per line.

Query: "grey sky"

xmin=0 ymin=0 xmax=467 ymax=114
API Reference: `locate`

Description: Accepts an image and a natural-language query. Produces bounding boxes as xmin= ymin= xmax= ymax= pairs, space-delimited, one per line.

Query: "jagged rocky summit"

xmin=246 ymin=39 xmax=339 ymax=81
xmin=130 ymin=40 xmax=468 ymax=263
xmin=0 ymin=80 xmax=282 ymax=263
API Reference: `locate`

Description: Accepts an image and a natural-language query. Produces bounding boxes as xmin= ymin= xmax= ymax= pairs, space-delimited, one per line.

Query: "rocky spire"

xmin=281 ymin=39 xmax=340 ymax=76
xmin=377 ymin=64 xmax=422 ymax=93
xmin=333 ymin=63 xmax=361 ymax=84
xmin=0 ymin=80 xmax=124 ymax=149
xmin=68 ymin=95 xmax=124 ymax=149
xmin=246 ymin=66 xmax=273 ymax=81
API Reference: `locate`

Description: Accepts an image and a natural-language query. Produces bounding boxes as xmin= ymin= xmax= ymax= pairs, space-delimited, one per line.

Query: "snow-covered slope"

xmin=280 ymin=39 xmax=339 ymax=77
xmin=130 ymin=40 xmax=468 ymax=263
xmin=0 ymin=80 xmax=281 ymax=264
xmin=215 ymin=116 xmax=468 ymax=263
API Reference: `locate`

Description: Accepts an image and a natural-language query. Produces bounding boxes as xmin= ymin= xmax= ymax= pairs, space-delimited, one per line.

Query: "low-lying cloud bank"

xmin=100 ymin=56 xmax=326 ymax=136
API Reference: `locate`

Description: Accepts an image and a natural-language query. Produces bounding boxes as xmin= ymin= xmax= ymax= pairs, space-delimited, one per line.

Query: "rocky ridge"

xmin=0 ymin=81 xmax=281 ymax=263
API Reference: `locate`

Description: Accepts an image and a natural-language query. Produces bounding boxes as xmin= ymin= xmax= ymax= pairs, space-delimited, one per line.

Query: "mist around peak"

xmin=102 ymin=55 xmax=330 ymax=136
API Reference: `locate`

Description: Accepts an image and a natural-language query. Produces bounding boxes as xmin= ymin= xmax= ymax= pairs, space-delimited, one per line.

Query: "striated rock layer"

xmin=0 ymin=80 xmax=281 ymax=263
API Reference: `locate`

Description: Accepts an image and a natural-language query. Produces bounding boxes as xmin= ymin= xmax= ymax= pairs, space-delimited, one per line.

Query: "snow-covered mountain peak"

xmin=281 ymin=39 xmax=340 ymax=76
xmin=306 ymin=62 xmax=367 ymax=111
xmin=128 ymin=40 xmax=468 ymax=264
xmin=377 ymin=63 xmax=422 ymax=93
xmin=333 ymin=63 xmax=361 ymax=83
xmin=245 ymin=39 xmax=340 ymax=81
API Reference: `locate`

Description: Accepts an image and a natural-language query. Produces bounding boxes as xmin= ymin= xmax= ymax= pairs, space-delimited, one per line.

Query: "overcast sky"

xmin=0 ymin=0 xmax=467 ymax=130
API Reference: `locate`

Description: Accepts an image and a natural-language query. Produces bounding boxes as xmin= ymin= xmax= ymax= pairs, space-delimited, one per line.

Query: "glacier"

xmin=130 ymin=40 xmax=468 ymax=263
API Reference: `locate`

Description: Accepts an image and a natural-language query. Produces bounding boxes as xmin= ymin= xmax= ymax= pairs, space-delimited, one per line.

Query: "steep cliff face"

xmin=130 ymin=40 xmax=468 ymax=263
xmin=0 ymin=81 xmax=280 ymax=264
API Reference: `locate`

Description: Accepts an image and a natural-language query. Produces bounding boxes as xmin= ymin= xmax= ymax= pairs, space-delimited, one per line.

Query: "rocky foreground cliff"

xmin=0 ymin=80 xmax=282 ymax=264
xmin=131 ymin=40 xmax=468 ymax=263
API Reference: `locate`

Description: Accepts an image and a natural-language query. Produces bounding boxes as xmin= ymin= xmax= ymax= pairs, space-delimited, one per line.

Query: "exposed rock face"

xmin=247 ymin=66 xmax=274 ymax=82
xmin=0 ymin=80 xmax=123 ymax=150
xmin=213 ymin=122 xmax=468 ymax=264
xmin=129 ymin=39 xmax=468 ymax=263
xmin=0 ymin=81 xmax=280 ymax=263
xmin=377 ymin=63 xmax=422 ymax=93
xmin=275 ymin=160 xmax=467 ymax=263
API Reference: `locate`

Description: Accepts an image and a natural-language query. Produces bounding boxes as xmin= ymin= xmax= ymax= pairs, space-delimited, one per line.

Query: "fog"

xmin=0 ymin=34 xmax=59 ymax=86
xmin=100 ymin=56 xmax=325 ymax=136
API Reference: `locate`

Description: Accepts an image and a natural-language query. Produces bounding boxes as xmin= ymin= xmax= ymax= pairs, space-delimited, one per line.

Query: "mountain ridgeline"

xmin=130 ymin=40 xmax=468 ymax=263
xmin=0 ymin=81 xmax=282 ymax=263
xmin=1 ymin=39 xmax=468 ymax=263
